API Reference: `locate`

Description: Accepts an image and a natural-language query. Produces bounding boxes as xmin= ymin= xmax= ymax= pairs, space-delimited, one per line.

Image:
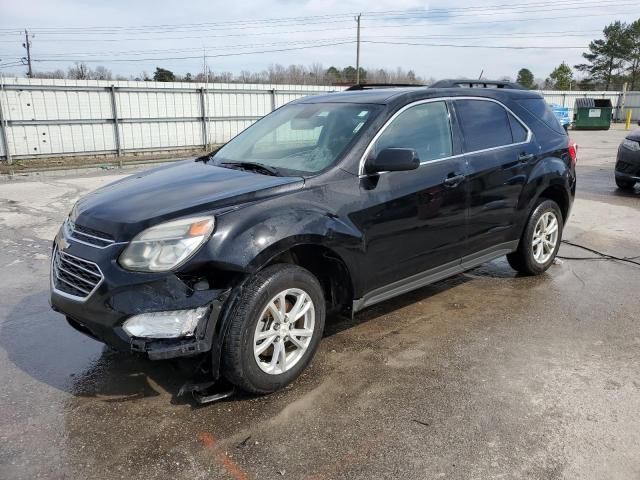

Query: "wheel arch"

xmin=254 ymin=240 xmax=356 ymax=315
xmin=537 ymin=183 xmax=570 ymax=222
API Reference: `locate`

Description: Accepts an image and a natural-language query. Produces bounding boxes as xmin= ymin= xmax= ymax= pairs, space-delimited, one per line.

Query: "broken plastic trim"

xmin=178 ymin=378 xmax=236 ymax=404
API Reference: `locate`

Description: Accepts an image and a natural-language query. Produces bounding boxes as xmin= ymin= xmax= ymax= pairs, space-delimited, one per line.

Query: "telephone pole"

xmin=355 ymin=14 xmax=361 ymax=84
xmin=22 ymin=30 xmax=32 ymax=78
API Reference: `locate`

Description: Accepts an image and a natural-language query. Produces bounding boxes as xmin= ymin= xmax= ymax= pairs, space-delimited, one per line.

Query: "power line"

xmin=0 ymin=37 xmax=356 ymax=60
xmin=363 ymin=40 xmax=588 ymax=49
xmin=361 ymin=10 xmax=635 ymax=30
xmin=16 ymin=39 xmax=593 ymax=66
xmin=0 ymin=0 xmax=632 ymax=37
xmin=0 ymin=31 xmax=603 ymax=60
xmin=0 ymin=9 xmax=630 ymax=45
xmin=0 ymin=0 xmax=630 ymax=34
xmin=28 ymin=41 xmax=358 ymax=63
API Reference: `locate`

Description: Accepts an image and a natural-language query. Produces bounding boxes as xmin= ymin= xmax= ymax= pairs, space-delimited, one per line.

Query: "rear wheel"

xmin=221 ymin=264 xmax=325 ymax=394
xmin=507 ymin=199 xmax=563 ymax=275
xmin=615 ymin=177 xmax=636 ymax=191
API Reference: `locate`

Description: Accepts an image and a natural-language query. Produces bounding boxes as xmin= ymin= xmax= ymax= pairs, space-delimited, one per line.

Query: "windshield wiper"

xmin=220 ymin=161 xmax=281 ymax=176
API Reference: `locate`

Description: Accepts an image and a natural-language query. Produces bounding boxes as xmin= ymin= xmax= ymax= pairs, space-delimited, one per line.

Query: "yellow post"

xmin=625 ymin=110 xmax=632 ymax=130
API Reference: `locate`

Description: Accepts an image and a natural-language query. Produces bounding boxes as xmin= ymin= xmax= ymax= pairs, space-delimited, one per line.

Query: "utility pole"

xmin=22 ymin=30 xmax=32 ymax=78
xmin=355 ymin=14 xmax=361 ymax=85
xmin=202 ymin=47 xmax=209 ymax=149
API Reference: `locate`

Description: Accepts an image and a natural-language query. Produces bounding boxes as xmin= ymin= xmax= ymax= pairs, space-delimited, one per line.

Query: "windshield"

xmin=212 ymin=102 xmax=382 ymax=175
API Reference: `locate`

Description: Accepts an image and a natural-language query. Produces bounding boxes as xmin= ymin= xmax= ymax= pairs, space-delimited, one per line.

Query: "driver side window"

xmin=374 ymin=101 xmax=452 ymax=163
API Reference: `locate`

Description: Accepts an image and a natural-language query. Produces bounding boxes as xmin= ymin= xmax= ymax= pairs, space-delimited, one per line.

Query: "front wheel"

xmin=507 ymin=199 xmax=563 ymax=275
xmin=221 ymin=264 xmax=325 ymax=394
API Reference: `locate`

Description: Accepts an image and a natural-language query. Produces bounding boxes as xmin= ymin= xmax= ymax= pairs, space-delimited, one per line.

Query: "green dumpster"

xmin=573 ymin=98 xmax=612 ymax=130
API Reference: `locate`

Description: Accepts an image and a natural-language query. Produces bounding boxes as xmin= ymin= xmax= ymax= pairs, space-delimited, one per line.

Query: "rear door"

xmin=351 ymin=100 xmax=467 ymax=293
xmin=452 ymin=98 xmax=535 ymax=259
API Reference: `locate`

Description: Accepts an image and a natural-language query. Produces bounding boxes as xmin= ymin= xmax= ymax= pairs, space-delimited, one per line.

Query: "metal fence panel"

xmin=622 ymin=92 xmax=640 ymax=123
xmin=119 ymin=120 xmax=202 ymax=151
xmin=0 ymin=77 xmax=342 ymax=161
xmin=8 ymin=123 xmax=117 ymax=156
xmin=2 ymin=79 xmax=637 ymax=162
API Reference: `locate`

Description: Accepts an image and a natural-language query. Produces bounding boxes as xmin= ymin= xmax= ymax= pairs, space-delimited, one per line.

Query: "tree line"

xmin=516 ymin=18 xmax=639 ymax=91
xmin=28 ymin=17 xmax=640 ymax=91
xmin=32 ymin=63 xmax=429 ymax=85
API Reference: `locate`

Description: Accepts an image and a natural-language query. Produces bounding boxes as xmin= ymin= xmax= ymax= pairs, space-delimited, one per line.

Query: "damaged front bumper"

xmin=49 ymin=229 xmax=232 ymax=361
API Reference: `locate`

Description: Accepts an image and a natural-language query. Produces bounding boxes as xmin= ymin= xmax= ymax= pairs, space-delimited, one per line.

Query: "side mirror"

xmin=365 ymin=148 xmax=420 ymax=174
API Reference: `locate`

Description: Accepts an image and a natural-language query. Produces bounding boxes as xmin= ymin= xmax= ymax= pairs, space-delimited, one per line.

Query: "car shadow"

xmin=612 ymin=186 xmax=640 ymax=197
xmin=3 ymin=260 xmax=514 ymax=406
xmin=0 ymin=290 xmax=205 ymax=405
xmin=324 ymin=273 xmax=471 ymax=337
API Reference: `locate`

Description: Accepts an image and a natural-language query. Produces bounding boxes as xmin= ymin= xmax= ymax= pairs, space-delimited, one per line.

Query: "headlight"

xmin=122 ymin=307 xmax=209 ymax=338
xmin=119 ymin=216 xmax=215 ymax=272
xmin=622 ymin=138 xmax=640 ymax=151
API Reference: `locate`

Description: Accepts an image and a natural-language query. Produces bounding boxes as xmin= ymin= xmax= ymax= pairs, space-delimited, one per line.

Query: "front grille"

xmin=51 ymin=247 xmax=103 ymax=300
xmin=66 ymin=219 xmax=115 ymax=248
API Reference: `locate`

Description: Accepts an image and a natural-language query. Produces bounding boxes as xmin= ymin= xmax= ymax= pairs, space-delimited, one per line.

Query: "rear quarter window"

xmin=508 ymin=113 xmax=528 ymax=142
xmin=516 ymin=98 xmax=566 ymax=135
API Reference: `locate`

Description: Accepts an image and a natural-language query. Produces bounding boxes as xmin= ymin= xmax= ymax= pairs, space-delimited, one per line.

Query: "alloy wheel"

xmin=532 ymin=211 xmax=559 ymax=264
xmin=253 ymin=288 xmax=315 ymax=375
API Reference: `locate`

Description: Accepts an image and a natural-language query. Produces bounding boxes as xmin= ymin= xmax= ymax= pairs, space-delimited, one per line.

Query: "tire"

xmin=507 ymin=199 xmax=564 ymax=275
xmin=221 ymin=264 xmax=325 ymax=394
xmin=615 ymin=177 xmax=636 ymax=191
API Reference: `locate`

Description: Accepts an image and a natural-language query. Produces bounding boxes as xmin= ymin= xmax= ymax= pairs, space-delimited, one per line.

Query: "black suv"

xmin=50 ymin=85 xmax=576 ymax=396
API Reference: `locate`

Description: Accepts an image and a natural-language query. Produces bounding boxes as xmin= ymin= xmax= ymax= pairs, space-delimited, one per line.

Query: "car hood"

xmin=74 ymin=159 xmax=304 ymax=239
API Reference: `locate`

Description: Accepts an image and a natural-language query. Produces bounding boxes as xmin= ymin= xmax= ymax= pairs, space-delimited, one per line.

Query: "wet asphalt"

xmin=0 ymin=126 xmax=639 ymax=480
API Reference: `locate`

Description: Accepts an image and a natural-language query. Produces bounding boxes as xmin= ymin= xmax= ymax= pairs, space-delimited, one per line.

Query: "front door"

xmin=350 ymin=100 xmax=468 ymax=294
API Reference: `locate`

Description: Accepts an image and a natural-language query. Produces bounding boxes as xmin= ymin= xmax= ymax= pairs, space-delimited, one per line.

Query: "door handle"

xmin=518 ymin=153 xmax=535 ymax=163
xmin=443 ymin=173 xmax=465 ymax=188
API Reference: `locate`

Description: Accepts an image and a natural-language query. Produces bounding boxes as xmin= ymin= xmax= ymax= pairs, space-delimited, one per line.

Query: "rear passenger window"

xmin=374 ymin=101 xmax=452 ymax=163
xmin=517 ymin=98 xmax=566 ymax=135
xmin=455 ymin=99 xmax=513 ymax=152
xmin=508 ymin=113 xmax=528 ymax=142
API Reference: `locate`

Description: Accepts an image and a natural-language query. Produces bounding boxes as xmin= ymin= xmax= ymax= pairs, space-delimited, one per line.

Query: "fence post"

xmin=270 ymin=89 xmax=276 ymax=112
xmin=562 ymin=93 xmax=566 ymax=107
xmin=0 ymin=81 xmax=11 ymax=165
xmin=200 ymin=87 xmax=208 ymax=149
xmin=109 ymin=85 xmax=122 ymax=164
xmin=619 ymin=82 xmax=627 ymax=123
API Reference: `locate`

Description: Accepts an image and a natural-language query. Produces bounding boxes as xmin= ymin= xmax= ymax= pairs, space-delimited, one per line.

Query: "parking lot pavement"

xmin=1 ymin=126 xmax=638 ymax=480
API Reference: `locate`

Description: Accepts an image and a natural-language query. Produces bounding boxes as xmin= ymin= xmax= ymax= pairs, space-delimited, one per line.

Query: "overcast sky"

xmin=0 ymin=0 xmax=638 ymax=81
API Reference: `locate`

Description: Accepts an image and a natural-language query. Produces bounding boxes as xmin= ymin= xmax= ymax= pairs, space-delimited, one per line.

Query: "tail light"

xmin=568 ymin=137 xmax=578 ymax=166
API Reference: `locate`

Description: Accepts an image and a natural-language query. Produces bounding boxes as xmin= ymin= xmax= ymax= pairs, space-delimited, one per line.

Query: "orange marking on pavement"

xmin=198 ymin=431 xmax=251 ymax=480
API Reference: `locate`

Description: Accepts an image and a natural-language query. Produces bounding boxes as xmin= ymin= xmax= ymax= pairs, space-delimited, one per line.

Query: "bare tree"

xmin=67 ymin=62 xmax=92 ymax=80
xmin=93 ymin=66 xmax=113 ymax=80
xmin=32 ymin=69 xmax=66 ymax=79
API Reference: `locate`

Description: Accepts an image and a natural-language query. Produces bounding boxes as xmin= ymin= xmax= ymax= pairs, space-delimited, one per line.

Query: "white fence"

xmin=0 ymin=78 xmax=638 ymax=162
xmin=0 ymin=78 xmax=343 ymax=162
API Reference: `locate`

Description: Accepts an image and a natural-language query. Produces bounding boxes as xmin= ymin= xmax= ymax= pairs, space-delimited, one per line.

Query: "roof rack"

xmin=345 ymin=83 xmax=426 ymax=91
xmin=430 ymin=79 xmax=525 ymax=90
